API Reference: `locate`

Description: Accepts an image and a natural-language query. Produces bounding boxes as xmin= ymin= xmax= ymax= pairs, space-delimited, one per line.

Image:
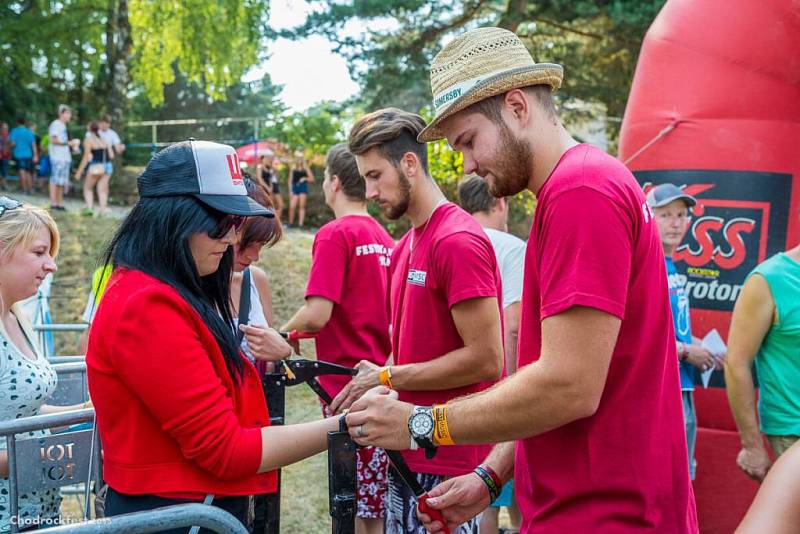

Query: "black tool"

xmin=280 ymin=359 xmax=357 ymax=405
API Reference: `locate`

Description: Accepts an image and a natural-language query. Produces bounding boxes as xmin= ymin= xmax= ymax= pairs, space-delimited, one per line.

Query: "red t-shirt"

xmin=391 ymin=202 xmax=502 ymax=476
xmin=514 ymin=145 xmax=697 ymax=532
xmin=305 ymin=214 xmax=394 ymax=398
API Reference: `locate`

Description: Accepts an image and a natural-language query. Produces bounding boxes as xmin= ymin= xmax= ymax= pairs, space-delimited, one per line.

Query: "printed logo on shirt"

xmin=355 ymin=243 xmax=393 ymax=267
xmin=407 ymin=269 xmax=427 ymax=286
xmin=668 ymin=272 xmax=692 ymax=338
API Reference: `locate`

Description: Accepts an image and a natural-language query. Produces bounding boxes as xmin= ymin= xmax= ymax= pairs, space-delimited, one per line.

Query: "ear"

xmin=332 ymin=175 xmax=343 ymax=192
xmin=503 ymin=89 xmax=531 ymax=129
xmin=400 ymin=152 xmax=419 ymax=177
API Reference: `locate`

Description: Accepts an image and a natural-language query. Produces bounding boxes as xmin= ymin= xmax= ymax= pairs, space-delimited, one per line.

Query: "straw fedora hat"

xmin=418 ymin=27 xmax=563 ymax=142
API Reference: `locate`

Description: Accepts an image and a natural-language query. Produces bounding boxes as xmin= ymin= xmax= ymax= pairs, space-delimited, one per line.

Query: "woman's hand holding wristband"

xmin=432 ymin=404 xmax=455 ymax=446
xmin=473 ymin=464 xmax=502 ymax=504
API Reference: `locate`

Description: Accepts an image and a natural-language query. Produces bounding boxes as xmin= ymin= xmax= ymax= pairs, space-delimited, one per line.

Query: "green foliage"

xmin=129 ymin=0 xmax=270 ymax=105
xmin=0 ymin=1 xmax=106 ymax=125
xmin=290 ymin=0 xmax=667 ymax=144
xmin=269 ymin=101 xmax=350 ymax=157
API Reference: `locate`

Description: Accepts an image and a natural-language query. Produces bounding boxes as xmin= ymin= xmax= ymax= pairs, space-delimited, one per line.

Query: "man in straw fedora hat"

xmin=345 ymin=27 xmax=698 ymax=533
xmin=333 ymin=106 xmax=505 ymax=534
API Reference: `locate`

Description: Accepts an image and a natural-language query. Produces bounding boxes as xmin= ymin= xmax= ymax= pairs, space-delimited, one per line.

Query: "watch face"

xmin=411 ymin=412 xmax=434 ymax=436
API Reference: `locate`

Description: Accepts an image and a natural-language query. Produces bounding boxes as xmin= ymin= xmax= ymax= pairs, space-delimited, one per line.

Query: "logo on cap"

xmin=226 ymin=154 xmax=243 ymax=186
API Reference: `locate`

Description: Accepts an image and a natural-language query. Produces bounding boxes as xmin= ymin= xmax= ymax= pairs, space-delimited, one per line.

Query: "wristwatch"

xmin=408 ymin=405 xmax=437 ymax=457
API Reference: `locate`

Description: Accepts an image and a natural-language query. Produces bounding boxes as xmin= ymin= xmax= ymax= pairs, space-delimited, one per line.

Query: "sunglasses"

xmin=0 ymin=196 xmax=22 ymax=219
xmin=208 ymin=215 xmax=245 ymax=239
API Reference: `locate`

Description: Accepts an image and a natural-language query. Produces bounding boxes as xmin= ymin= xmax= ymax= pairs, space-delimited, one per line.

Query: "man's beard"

xmin=384 ymin=168 xmax=411 ymax=220
xmin=485 ymin=123 xmax=533 ymax=198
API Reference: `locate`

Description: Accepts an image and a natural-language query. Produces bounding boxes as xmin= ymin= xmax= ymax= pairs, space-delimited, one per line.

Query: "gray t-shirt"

xmin=484 ymin=228 xmax=526 ymax=309
xmin=0 ymin=314 xmax=60 ymax=532
xmin=47 ymin=120 xmax=71 ymax=162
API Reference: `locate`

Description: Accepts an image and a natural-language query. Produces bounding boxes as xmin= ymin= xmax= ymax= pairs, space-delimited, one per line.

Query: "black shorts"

xmin=15 ymin=158 xmax=34 ymax=171
xmin=271 ymin=181 xmax=280 ymax=194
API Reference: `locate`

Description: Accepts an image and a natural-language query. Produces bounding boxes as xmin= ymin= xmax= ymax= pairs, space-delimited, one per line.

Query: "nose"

xmin=44 ymin=257 xmax=57 ymax=274
xmin=462 ymin=151 xmax=478 ymax=175
xmin=365 ymin=181 xmax=379 ymax=201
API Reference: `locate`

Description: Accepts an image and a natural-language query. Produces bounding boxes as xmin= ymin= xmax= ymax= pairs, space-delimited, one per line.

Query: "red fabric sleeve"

xmin=111 ymin=289 xmax=262 ymax=480
xmin=433 ymin=232 xmax=499 ymax=308
xmin=305 ymin=236 xmax=348 ymax=304
xmin=538 ymin=186 xmax=633 ymax=320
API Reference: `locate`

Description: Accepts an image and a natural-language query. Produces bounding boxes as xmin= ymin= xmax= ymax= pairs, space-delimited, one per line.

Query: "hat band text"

xmin=432 ymin=68 xmax=509 ymax=112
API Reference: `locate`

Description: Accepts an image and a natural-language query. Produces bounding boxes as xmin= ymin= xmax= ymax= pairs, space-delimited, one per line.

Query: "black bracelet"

xmin=473 ymin=465 xmax=501 ymax=503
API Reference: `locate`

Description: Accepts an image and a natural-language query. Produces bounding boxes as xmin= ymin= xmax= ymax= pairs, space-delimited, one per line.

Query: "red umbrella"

xmin=235 ymin=141 xmax=274 ymax=168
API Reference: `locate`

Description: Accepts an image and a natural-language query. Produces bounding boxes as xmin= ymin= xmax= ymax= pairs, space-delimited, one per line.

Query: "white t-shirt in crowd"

xmin=484 ymin=227 xmax=526 ymax=309
xmin=47 ymin=120 xmax=71 ymax=162
xmin=86 ymin=128 xmax=122 ymax=148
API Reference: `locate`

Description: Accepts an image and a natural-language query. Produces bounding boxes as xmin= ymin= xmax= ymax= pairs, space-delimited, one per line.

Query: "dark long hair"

xmin=99 ymin=195 xmax=245 ymax=382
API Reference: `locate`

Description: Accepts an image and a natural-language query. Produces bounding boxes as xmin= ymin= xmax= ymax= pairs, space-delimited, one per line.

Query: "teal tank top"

xmin=750 ymin=252 xmax=800 ymax=435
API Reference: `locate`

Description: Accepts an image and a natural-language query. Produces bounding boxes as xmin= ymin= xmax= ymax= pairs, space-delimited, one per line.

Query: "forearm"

xmin=504 ymin=331 xmax=518 ymax=375
xmin=40 ymin=402 xmax=89 ymax=415
xmin=391 ymin=344 xmax=502 ymax=391
xmin=481 ymin=441 xmax=516 ymax=483
xmin=445 ymin=361 xmax=591 ymax=444
xmin=281 ymin=304 xmax=327 ymax=333
xmin=0 ymin=451 xmax=6 ymax=478
xmin=725 ymin=360 xmax=763 ymax=448
xmin=258 ymin=416 xmax=340 ymax=472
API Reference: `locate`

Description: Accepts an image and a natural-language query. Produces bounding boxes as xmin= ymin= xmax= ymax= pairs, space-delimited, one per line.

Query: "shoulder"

xmin=104 ymin=270 xmax=192 ymax=319
xmin=542 ymin=144 xmax=641 ymax=207
xmin=249 ymin=265 xmax=270 ymax=288
xmin=432 ymin=205 xmax=491 ymax=248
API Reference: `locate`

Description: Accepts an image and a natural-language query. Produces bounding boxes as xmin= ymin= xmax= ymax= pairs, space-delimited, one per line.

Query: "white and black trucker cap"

xmin=138 ymin=140 xmax=273 ymax=217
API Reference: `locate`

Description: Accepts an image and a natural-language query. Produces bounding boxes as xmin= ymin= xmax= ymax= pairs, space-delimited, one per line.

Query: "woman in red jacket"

xmin=86 ymin=141 xmax=343 ymax=531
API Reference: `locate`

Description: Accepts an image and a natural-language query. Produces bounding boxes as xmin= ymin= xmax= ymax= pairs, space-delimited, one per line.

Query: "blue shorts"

xmin=15 ymin=158 xmax=33 ymax=171
xmin=292 ymin=181 xmax=309 ymax=195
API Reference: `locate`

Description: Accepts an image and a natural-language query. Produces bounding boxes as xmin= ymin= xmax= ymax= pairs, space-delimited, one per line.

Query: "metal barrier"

xmin=33 ymin=323 xmax=87 ymax=359
xmin=48 ymin=355 xmax=87 ymax=365
xmin=1 ymin=409 xmax=99 ymax=533
xmin=37 ymin=503 xmax=248 ymax=533
xmin=50 ymin=362 xmax=90 ymax=406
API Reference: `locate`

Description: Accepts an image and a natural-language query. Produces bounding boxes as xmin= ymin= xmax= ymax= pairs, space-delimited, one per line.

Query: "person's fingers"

xmin=330 ymin=385 xmax=350 ymax=413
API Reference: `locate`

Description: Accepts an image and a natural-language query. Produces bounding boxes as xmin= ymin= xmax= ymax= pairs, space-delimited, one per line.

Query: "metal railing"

xmin=37 ymin=503 xmax=248 ymax=533
xmin=1 ymin=409 xmax=99 ymax=533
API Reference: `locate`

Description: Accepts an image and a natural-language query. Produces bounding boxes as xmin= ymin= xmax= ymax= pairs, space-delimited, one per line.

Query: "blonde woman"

xmin=0 ymin=198 xmax=91 ymax=532
xmin=74 ymin=122 xmax=114 ymax=216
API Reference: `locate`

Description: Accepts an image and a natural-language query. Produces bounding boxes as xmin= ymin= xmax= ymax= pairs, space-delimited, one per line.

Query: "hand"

xmin=345 ymin=393 xmax=412 ymax=449
xmin=685 ymin=344 xmax=715 ymax=372
xmin=288 ymin=338 xmax=301 ymax=356
xmin=416 ymin=473 xmax=491 ymax=533
xmin=329 ymin=360 xmax=382 ymax=414
xmin=736 ymin=445 xmax=772 ymax=482
xmin=239 ymin=324 xmax=292 ymax=361
xmin=33 ymin=155 xmax=39 ymax=164
xmin=73 ymin=170 xmax=81 ymax=179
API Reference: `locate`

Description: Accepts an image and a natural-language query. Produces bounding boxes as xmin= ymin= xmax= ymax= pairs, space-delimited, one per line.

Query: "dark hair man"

xmin=346 ymin=27 xmax=697 ymax=533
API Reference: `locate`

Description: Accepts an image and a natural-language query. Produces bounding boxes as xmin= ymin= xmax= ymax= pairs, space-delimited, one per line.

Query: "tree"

xmin=287 ymin=0 xmax=666 ymax=143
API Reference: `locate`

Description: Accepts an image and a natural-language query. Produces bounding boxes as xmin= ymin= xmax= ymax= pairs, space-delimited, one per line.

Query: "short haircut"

xmin=458 ymin=174 xmax=497 ymax=214
xmin=467 ymin=85 xmax=557 ymax=125
xmin=348 ymin=107 xmax=429 ymax=173
xmin=240 ymin=179 xmax=281 ymax=249
xmin=326 ymin=143 xmax=365 ymax=201
xmin=100 ymin=114 xmax=112 ymax=123
xmin=16 ymin=117 xmax=25 ymax=125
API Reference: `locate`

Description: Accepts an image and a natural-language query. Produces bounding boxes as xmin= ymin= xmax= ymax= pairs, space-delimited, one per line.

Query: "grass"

xmin=43 ymin=204 xmax=330 ymax=531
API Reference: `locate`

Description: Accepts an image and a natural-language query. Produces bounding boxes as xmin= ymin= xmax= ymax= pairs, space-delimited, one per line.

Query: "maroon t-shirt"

xmin=515 ymin=144 xmax=697 ymax=532
xmin=391 ymin=202 xmax=502 ymax=476
xmin=305 ymin=215 xmax=394 ymax=398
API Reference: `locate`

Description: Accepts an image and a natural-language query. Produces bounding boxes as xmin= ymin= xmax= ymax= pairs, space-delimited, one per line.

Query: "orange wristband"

xmin=379 ymin=366 xmax=394 ymax=389
xmin=433 ymin=404 xmax=455 ymax=446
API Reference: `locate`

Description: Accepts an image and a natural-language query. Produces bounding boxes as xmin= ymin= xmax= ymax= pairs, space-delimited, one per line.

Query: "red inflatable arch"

xmin=619 ymin=1 xmax=800 ymax=532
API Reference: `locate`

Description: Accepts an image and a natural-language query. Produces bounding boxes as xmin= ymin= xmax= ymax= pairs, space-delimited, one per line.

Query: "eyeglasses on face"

xmin=208 ymin=215 xmax=245 ymax=239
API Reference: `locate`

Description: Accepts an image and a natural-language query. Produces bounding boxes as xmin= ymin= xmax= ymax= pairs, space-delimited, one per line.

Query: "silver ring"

xmin=356 ymin=425 xmax=364 ymax=438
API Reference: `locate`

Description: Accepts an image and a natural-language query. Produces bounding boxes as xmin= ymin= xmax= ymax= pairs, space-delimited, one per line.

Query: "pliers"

xmin=279 ymin=358 xmax=357 ymax=405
